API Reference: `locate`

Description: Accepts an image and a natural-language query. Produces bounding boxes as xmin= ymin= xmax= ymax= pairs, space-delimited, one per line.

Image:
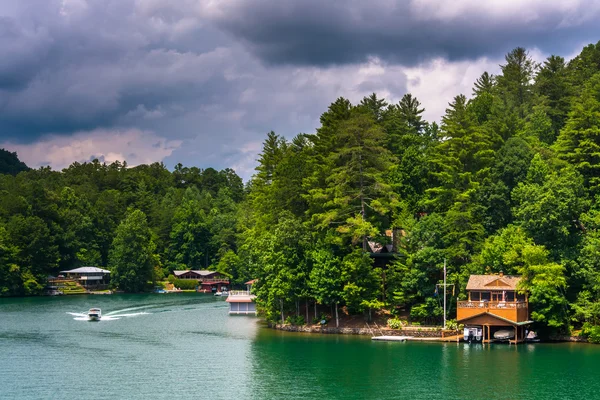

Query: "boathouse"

xmin=173 ymin=270 xmax=230 ymax=292
xmin=59 ymin=267 xmax=110 ymax=288
xmin=457 ymin=273 xmax=532 ymax=344
xmin=226 ymin=280 xmax=257 ymax=315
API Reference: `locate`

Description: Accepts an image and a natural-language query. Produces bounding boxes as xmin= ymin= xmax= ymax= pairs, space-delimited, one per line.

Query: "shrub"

xmin=285 ymin=315 xmax=306 ymax=326
xmin=387 ymin=318 xmax=404 ymax=329
xmin=446 ymin=319 xmax=458 ymax=330
xmin=167 ymin=274 xmax=176 ymax=284
xmin=581 ymin=323 xmax=600 ymax=344
xmin=173 ymin=279 xmax=197 ymax=290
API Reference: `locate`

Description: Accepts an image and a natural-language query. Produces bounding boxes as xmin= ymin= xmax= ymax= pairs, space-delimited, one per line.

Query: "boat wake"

xmin=67 ymin=311 xmax=150 ymax=321
xmin=104 ymin=305 xmax=156 ymax=316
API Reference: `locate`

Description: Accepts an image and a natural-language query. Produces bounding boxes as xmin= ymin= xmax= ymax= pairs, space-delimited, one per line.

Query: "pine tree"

xmin=535 ymin=55 xmax=571 ymax=141
xmin=555 ymin=73 xmax=600 ymax=194
xmin=309 ymin=111 xmax=396 ymax=248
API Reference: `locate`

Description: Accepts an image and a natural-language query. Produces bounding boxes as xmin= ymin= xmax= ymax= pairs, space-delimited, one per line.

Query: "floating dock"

xmin=371 ymin=335 xmax=413 ymax=342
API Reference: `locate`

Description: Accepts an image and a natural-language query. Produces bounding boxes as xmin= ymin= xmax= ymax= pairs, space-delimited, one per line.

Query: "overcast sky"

xmin=1 ymin=0 xmax=599 ymax=180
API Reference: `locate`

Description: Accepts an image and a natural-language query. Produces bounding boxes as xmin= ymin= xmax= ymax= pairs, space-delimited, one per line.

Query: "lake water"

xmin=1 ymin=294 xmax=599 ymax=400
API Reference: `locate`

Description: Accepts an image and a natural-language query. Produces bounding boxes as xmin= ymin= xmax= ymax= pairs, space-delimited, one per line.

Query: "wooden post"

xmin=306 ymin=300 xmax=309 ymax=324
xmin=335 ymin=302 xmax=339 ymax=328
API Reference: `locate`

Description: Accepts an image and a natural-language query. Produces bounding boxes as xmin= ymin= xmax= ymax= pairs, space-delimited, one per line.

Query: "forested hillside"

xmin=244 ymin=43 xmax=600 ymax=336
xmin=0 ymin=161 xmax=244 ymax=295
xmin=3 ymin=42 xmax=600 ymax=337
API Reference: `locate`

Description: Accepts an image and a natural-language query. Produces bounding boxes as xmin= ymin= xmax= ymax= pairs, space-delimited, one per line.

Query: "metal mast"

xmin=443 ymin=258 xmax=447 ymax=330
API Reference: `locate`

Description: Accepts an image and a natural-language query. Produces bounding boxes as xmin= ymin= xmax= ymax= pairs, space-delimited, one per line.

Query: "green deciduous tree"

xmin=108 ymin=209 xmax=157 ymax=292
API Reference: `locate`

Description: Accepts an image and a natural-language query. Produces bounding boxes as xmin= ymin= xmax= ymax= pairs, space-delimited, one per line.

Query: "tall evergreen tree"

xmin=555 ymin=73 xmax=600 ymax=195
xmin=535 ymin=55 xmax=571 ymax=141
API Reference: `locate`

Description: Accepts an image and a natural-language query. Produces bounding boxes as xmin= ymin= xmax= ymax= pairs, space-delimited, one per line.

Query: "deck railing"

xmin=200 ymin=278 xmax=229 ymax=283
xmin=228 ymin=290 xmax=252 ymax=296
xmin=177 ymin=277 xmax=229 ymax=283
xmin=457 ymin=300 xmax=527 ymax=309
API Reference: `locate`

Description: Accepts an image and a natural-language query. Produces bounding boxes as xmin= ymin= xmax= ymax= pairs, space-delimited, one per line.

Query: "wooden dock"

xmin=371 ymin=335 xmax=413 ymax=342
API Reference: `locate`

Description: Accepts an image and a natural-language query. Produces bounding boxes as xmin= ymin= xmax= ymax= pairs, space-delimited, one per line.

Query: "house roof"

xmin=245 ymin=279 xmax=257 ymax=285
xmin=194 ymin=270 xmax=219 ymax=276
xmin=466 ymin=275 xmax=522 ymax=291
xmin=368 ymin=241 xmax=393 ymax=254
xmin=173 ymin=270 xmax=220 ymax=276
xmin=226 ymin=294 xmax=256 ymax=303
xmin=60 ymin=267 xmax=110 ymax=274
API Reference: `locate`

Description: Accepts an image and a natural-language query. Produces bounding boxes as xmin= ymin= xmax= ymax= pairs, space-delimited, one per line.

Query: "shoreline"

xmin=268 ymin=323 xmax=590 ymax=344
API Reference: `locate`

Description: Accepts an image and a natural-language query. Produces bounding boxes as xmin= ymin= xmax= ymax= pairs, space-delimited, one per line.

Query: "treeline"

xmin=0 ymin=160 xmax=245 ymax=294
xmin=242 ymin=42 xmax=600 ymax=335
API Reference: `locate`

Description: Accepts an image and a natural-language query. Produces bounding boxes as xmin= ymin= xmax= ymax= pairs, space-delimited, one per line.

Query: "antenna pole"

xmin=443 ymin=258 xmax=447 ymax=330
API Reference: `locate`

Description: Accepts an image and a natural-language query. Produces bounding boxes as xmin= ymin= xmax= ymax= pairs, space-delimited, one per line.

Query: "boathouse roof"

xmin=466 ymin=274 xmax=521 ymax=291
xmin=173 ymin=270 xmax=221 ymax=276
xmin=60 ymin=267 xmax=110 ymax=274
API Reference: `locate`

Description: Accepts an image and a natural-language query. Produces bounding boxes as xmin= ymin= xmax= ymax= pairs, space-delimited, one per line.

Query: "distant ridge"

xmin=0 ymin=149 xmax=29 ymax=176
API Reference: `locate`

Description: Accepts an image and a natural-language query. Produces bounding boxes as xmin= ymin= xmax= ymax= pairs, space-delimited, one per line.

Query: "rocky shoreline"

xmin=269 ymin=323 xmax=591 ymax=343
xmin=269 ymin=323 xmax=448 ymax=338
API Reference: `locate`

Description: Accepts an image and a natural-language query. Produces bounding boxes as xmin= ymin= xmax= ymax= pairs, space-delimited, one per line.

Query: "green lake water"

xmin=1 ymin=294 xmax=599 ymax=399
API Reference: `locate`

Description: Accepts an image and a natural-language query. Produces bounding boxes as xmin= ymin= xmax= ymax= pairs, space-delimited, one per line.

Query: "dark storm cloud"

xmin=0 ymin=0 xmax=233 ymax=142
xmin=210 ymin=0 xmax=600 ymax=66
xmin=1 ymin=0 xmax=599 ymax=179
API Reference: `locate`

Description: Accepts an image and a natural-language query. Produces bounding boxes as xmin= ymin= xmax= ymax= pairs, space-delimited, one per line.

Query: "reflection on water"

xmin=1 ymin=294 xmax=600 ymax=400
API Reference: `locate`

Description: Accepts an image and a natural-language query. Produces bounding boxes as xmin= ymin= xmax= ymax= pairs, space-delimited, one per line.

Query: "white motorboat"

xmin=214 ymin=291 xmax=223 ymax=296
xmin=88 ymin=308 xmax=101 ymax=321
xmin=463 ymin=327 xmax=483 ymax=343
xmin=493 ymin=329 xmax=515 ymax=341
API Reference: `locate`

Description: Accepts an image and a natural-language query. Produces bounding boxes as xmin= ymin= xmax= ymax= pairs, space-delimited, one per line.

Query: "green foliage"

xmin=172 ymin=279 xmax=198 ymax=290
xmin=581 ymin=323 xmax=600 ymax=344
xmin=445 ymin=319 xmax=459 ymax=330
xmin=387 ymin=318 xmax=405 ymax=329
xmin=555 ymin=73 xmax=600 ymax=195
xmin=285 ymin=315 xmax=306 ymax=326
xmin=108 ymin=209 xmax=157 ymax=292
xmin=0 ymin=149 xmax=29 ymax=176
xmin=518 ymin=245 xmax=569 ymax=332
xmin=410 ymin=298 xmax=443 ymax=324
xmin=512 ymin=155 xmax=588 ymax=251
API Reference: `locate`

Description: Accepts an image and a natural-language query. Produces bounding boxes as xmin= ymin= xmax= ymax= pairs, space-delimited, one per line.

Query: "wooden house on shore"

xmin=173 ymin=270 xmax=230 ymax=292
xmin=457 ymin=273 xmax=532 ymax=344
xmin=59 ymin=267 xmax=111 ymax=289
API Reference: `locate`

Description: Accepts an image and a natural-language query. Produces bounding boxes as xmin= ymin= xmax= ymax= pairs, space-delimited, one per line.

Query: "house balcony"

xmin=457 ymin=300 xmax=529 ymax=323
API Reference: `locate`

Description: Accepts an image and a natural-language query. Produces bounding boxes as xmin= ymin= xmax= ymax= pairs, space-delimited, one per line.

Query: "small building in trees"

xmin=60 ymin=267 xmax=111 ymax=289
xmin=226 ymin=280 xmax=257 ymax=315
xmin=368 ymin=228 xmax=403 ymax=268
xmin=172 ymin=270 xmax=230 ymax=292
xmin=457 ymin=273 xmax=532 ymax=344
